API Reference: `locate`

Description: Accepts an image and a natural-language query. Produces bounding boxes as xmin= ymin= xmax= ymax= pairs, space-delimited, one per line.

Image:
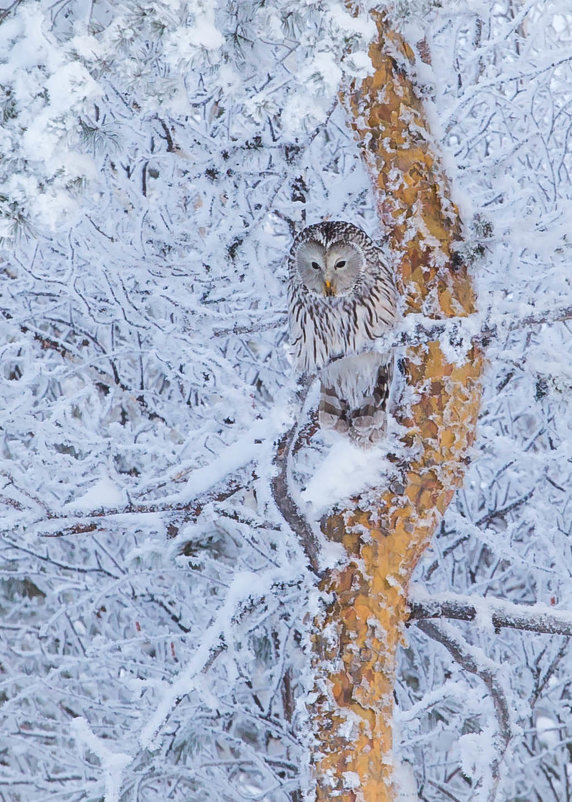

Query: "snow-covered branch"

xmin=417 ymin=619 xmax=512 ymax=802
xmin=410 ymin=592 xmax=572 ymax=637
xmin=396 ymin=303 xmax=572 ymax=353
xmin=271 ymin=377 xmax=321 ymax=575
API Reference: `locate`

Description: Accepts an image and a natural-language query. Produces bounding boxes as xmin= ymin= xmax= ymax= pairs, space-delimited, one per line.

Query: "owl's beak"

xmin=323 ymin=280 xmax=336 ymax=297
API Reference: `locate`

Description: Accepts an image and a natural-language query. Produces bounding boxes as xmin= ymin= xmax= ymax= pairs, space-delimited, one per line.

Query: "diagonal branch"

xmin=0 ymin=0 xmax=24 ymax=23
xmin=417 ymin=620 xmax=511 ymax=802
xmin=271 ymin=378 xmax=322 ymax=576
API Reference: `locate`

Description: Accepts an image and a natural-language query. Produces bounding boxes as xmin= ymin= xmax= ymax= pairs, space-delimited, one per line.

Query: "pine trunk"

xmin=311 ymin=14 xmax=484 ymax=801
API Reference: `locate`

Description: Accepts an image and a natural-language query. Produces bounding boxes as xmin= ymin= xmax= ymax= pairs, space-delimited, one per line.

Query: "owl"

xmin=287 ymin=221 xmax=396 ymax=446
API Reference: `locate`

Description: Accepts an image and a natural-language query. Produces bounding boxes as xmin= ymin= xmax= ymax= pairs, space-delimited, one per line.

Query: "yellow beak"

xmin=324 ymin=280 xmax=335 ymax=297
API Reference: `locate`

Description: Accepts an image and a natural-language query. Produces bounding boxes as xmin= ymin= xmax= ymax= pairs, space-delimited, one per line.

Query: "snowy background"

xmin=1 ymin=1 xmax=572 ymax=800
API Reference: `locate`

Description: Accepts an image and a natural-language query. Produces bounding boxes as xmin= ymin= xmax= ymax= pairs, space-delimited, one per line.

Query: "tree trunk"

xmin=311 ymin=14 xmax=484 ymax=801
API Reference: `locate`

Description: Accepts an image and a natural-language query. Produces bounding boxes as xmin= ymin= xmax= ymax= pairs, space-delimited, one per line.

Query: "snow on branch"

xmin=396 ymin=303 xmax=572 ymax=353
xmin=416 ymin=619 xmax=511 ymax=802
xmin=34 ymin=475 xmax=247 ymax=538
xmin=271 ymin=377 xmax=322 ymax=576
xmin=410 ymin=590 xmax=572 ymax=637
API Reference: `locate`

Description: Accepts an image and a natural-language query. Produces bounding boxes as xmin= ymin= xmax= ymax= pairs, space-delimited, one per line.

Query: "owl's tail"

xmin=319 ymin=353 xmax=393 ymax=447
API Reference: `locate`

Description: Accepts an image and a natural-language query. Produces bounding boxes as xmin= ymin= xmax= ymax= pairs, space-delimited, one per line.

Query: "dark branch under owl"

xmin=287 ymin=221 xmax=397 ymax=447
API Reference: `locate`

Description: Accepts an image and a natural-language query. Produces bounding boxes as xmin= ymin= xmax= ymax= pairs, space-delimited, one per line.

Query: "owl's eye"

xmin=334 ymin=260 xmax=346 ymax=269
xmin=311 ymin=261 xmax=321 ymax=270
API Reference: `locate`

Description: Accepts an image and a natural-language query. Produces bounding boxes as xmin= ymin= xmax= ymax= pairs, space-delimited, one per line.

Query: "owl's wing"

xmin=319 ymin=351 xmax=393 ymax=446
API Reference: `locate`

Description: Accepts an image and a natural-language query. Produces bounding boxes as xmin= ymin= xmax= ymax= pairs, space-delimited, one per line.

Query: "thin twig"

xmin=157 ymin=117 xmax=176 ymax=152
xmin=13 ymin=319 xmax=168 ymax=424
xmin=425 ymin=489 xmax=535 ymax=579
xmin=531 ymin=639 xmax=570 ymax=706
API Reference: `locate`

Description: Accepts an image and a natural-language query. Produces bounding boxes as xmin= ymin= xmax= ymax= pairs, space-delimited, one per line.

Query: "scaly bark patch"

xmin=311 ymin=14 xmax=484 ymax=802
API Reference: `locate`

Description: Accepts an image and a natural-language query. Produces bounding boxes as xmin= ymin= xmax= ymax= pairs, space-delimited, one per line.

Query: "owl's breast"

xmin=289 ymin=290 xmax=388 ymax=374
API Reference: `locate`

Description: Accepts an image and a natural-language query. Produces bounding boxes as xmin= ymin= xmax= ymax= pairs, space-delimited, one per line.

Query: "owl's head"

xmin=292 ymin=222 xmax=367 ymax=298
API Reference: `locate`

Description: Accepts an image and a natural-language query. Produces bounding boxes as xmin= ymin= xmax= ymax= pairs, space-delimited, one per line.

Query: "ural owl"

xmin=287 ymin=221 xmax=396 ymax=446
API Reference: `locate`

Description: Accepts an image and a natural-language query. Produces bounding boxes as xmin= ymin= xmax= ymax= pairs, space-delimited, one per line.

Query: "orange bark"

xmin=311 ymin=14 xmax=484 ymax=801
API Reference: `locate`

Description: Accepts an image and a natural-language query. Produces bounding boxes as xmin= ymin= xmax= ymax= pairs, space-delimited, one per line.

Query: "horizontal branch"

xmin=36 ymin=475 xmax=248 ymax=537
xmin=397 ymin=303 xmax=572 ymax=350
xmin=207 ymin=301 xmax=572 ymax=350
xmin=409 ymin=593 xmax=572 ymax=636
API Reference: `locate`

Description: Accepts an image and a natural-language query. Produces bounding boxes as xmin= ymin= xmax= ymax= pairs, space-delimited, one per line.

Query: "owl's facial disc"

xmin=296 ymin=241 xmax=327 ymax=295
xmin=296 ymin=239 xmax=363 ymax=297
xmin=324 ymin=242 xmax=363 ymax=296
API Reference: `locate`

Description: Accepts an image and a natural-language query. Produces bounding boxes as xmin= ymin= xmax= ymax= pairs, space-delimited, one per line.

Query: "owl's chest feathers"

xmin=290 ymin=282 xmax=393 ymax=373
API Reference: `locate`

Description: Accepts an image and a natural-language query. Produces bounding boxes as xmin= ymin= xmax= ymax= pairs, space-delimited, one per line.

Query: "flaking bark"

xmin=310 ymin=14 xmax=484 ymax=801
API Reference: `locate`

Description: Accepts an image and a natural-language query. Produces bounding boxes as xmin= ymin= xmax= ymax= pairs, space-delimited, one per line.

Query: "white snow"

xmin=535 ymin=714 xmax=561 ymax=749
xmin=72 ymin=718 xmax=131 ymax=802
xmin=342 ymin=771 xmax=361 ymax=790
xmin=301 ymin=440 xmax=390 ymax=514
xmin=394 ymin=760 xmax=420 ymax=801
xmin=459 ymin=728 xmax=496 ymax=782
xmin=68 ymin=476 xmax=126 ymax=510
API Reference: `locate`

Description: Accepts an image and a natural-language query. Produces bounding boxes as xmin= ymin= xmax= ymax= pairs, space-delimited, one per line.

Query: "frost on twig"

xmin=417 ymin=619 xmax=512 ymax=802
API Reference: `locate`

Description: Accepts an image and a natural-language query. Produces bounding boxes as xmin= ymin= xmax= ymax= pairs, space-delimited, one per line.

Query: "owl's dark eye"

xmin=335 ymin=260 xmax=346 ymax=269
xmin=311 ymin=261 xmax=321 ymax=270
